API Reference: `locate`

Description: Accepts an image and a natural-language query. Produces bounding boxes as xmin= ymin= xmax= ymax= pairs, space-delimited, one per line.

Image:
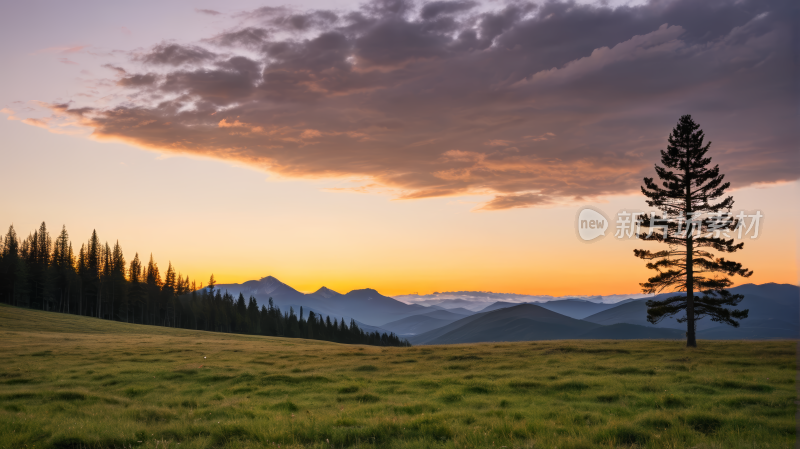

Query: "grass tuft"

xmin=685 ymin=414 xmax=723 ymax=434
xmin=353 ymin=365 xmax=378 ymax=372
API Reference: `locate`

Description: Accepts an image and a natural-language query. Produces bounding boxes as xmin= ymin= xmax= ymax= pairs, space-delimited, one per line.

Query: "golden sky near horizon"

xmin=2 ymin=123 xmax=796 ymax=297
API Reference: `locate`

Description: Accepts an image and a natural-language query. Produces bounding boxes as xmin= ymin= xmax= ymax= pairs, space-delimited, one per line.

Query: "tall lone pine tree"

xmin=635 ymin=115 xmax=752 ymax=348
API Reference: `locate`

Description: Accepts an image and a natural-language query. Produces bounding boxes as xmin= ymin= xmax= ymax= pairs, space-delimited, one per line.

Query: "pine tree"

xmin=207 ymin=274 xmax=216 ymax=296
xmin=85 ymin=230 xmax=102 ymax=317
xmin=0 ymin=225 xmax=21 ymax=305
xmin=33 ymin=222 xmax=52 ymax=310
xmin=145 ymin=254 xmax=162 ymax=325
xmin=77 ymin=244 xmax=86 ymax=315
xmin=52 ymin=226 xmax=75 ymax=314
xmin=235 ymin=293 xmax=247 ymax=332
xmin=247 ymin=296 xmax=259 ymax=334
xmin=128 ymin=253 xmax=144 ymax=324
xmin=111 ymin=241 xmax=126 ymax=322
xmin=162 ymin=262 xmax=177 ymax=326
xmin=101 ymin=242 xmax=112 ymax=319
xmin=635 ymin=115 xmax=752 ymax=347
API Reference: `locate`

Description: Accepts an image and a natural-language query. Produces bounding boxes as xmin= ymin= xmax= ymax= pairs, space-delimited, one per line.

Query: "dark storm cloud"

xmin=55 ymin=0 xmax=797 ymax=209
xmin=354 ymin=18 xmax=450 ymax=65
xmin=420 ymin=1 xmax=477 ymax=20
xmin=160 ymin=57 xmax=261 ymax=105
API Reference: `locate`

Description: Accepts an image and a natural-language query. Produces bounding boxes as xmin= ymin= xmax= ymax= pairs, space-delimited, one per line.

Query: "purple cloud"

xmin=43 ymin=0 xmax=797 ymax=210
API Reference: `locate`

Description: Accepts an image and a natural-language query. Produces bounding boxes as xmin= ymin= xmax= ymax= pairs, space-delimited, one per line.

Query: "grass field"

xmin=0 ymin=304 xmax=796 ymax=449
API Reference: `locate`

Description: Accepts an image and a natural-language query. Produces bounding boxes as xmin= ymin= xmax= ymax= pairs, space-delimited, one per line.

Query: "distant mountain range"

xmin=474 ymin=297 xmax=643 ymax=319
xmin=394 ymin=290 xmax=653 ymax=311
xmin=213 ymin=276 xmax=429 ymax=327
xmin=211 ymin=278 xmax=798 ymax=343
xmin=407 ymin=304 xmax=686 ymax=345
xmin=407 ymin=283 xmax=798 ymax=344
xmin=583 ymin=283 xmax=799 ymax=339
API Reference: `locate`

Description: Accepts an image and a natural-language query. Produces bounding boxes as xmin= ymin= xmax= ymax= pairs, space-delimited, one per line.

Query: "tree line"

xmin=0 ymin=222 xmax=410 ymax=347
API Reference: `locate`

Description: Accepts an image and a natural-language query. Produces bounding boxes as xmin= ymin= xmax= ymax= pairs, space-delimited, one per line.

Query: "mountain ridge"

xmin=210 ymin=278 xmax=798 ymax=343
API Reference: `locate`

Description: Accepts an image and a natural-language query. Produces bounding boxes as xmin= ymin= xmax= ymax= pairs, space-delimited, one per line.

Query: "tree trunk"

xmin=685 ymin=157 xmax=697 ymax=348
xmin=686 ymin=239 xmax=696 ymax=347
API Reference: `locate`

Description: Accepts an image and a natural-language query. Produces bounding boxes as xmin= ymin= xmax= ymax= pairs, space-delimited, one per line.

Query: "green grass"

xmin=0 ymin=303 xmax=796 ymax=448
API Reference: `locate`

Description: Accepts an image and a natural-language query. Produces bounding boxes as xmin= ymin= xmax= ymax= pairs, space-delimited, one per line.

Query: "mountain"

xmin=584 ymin=284 xmax=799 ymax=337
xmin=212 ymin=277 xmax=430 ymax=327
xmin=419 ymin=309 xmax=474 ymax=320
xmin=698 ymin=319 xmax=798 ymax=340
xmin=408 ymin=283 xmax=797 ymax=345
xmin=406 ymin=313 xmax=488 ymax=345
xmin=477 ymin=301 xmax=521 ymax=313
xmin=352 ymin=320 xmax=394 ymax=337
xmin=336 ymin=289 xmax=430 ymax=321
xmin=210 ymin=279 xmax=797 ymax=342
xmin=582 ymin=299 xmax=656 ymax=328
xmin=379 ymin=309 xmax=473 ymax=336
xmin=410 ymin=298 xmax=493 ymax=311
xmin=380 ymin=315 xmax=455 ymax=336
xmin=476 ymin=298 xmax=644 ymax=319
xmin=215 ymin=276 xmax=307 ymax=304
xmin=306 ymin=286 xmax=343 ymax=300
xmin=441 ymin=307 xmax=477 ymax=316
xmin=536 ymin=298 xmax=641 ymax=319
xmin=410 ymin=304 xmax=604 ymax=345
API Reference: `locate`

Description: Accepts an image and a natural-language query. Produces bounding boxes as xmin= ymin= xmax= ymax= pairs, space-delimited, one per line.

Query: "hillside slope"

xmin=411 ymin=304 xmax=601 ymax=345
xmin=0 ymin=304 xmax=794 ymax=448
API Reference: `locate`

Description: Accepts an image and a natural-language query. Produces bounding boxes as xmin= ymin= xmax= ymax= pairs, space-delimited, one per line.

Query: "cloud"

xmin=479 ymin=193 xmax=550 ymax=210
xmin=208 ymin=27 xmax=270 ymax=48
xmin=420 ymin=1 xmax=477 ymax=20
xmin=102 ymin=64 xmax=127 ymax=74
xmin=196 ymin=8 xmax=222 ymax=16
xmin=37 ymin=45 xmax=88 ymax=54
xmin=139 ymin=43 xmax=217 ymax=66
xmin=395 ymin=290 xmax=651 ymax=306
xmin=1 ymin=108 xmax=18 ymax=120
xmin=22 ymin=118 xmax=50 ymax=129
xmin=33 ymin=0 xmax=798 ymax=210
xmin=118 ymin=73 xmax=158 ymax=87
xmin=517 ymin=24 xmax=687 ymax=87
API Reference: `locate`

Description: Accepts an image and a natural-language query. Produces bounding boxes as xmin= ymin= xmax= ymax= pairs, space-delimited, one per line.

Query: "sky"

xmin=0 ymin=0 xmax=797 ymax=297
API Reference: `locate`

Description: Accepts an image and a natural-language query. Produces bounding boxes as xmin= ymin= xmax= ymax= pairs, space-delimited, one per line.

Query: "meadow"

xmin=0 ymin=304 xmax=796 ymax=449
